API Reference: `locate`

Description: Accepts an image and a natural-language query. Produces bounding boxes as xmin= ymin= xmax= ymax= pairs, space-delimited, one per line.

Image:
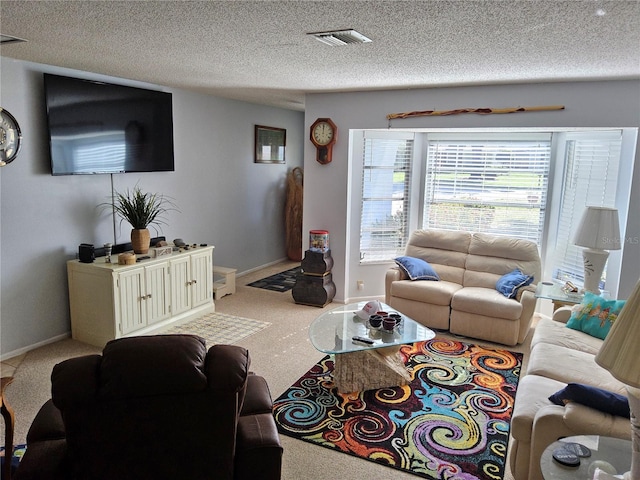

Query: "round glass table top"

xmin=541 ymin=435 xmax=632 ymax=479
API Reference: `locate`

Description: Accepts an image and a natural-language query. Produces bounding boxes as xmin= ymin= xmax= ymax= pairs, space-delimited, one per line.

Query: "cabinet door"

xmin=145 ymin=262 xmax=171 ymax=325
xmin=190 ymin=249 xmax=213 ymax=308
xmin=118 ymin=268 xmax=146 ymax=335
xmin=170 ymin=256 xmax=192 ymax=315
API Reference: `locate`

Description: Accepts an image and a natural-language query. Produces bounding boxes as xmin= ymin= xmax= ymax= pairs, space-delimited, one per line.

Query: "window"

xmin=551 ymin=131 xmax=622 ymax=288
xmin=359 ymin=132 xmax=551 ymax=263
xmin=359 ymin=132 xmax=414 ymax=263
xmin=353 ymin=127 xmax=634 ymax=298
xmin=423 ymin=136 xmax=551 ymax=244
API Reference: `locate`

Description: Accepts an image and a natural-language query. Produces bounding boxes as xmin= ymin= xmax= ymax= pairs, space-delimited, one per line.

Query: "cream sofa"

xmin=509 ymin=308 xmax=630 ymax=480
xmin=384 ymin=229 xmax=541 ymax=346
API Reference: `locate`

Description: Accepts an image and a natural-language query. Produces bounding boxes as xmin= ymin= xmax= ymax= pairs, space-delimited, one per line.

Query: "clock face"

xmin=312 ymin=121 xmax=334 ymax=146
xmin=0 ymin=108 xmax=22 ymax=166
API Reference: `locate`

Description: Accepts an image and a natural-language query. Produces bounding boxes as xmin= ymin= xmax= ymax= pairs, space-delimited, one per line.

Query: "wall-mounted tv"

xmin=44 ymin=73 xmax=174 ymax=175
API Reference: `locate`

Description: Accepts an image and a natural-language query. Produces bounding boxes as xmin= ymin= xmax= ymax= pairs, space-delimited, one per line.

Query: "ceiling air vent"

xmin=309 ymin=29 xmax=372 ymax=47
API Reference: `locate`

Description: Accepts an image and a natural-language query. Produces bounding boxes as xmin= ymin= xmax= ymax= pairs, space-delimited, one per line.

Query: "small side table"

xmin=540 ymin=435 xmax=631 ymax=479
xmin=212 ymin=265 xmax=236 ymax=299
xmin=535 ymin=282 xmax=584 ymax=311
xmin=292 ymin=250 xmax=336 ymax=307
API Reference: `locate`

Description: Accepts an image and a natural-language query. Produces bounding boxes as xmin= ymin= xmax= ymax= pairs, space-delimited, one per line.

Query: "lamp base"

xmin=627 ymin=386 xmax=639 ymax=480
xmin=581 ymin=248 xmax=609 ymax=295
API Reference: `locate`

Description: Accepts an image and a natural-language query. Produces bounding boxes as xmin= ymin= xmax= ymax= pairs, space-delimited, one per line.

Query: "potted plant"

xmin=108 ymin=185 xmax=178 ymax=254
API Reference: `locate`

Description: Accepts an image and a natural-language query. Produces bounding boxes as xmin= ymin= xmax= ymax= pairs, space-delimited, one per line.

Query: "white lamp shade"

xmin=595 ymin=278 xmax=640 ymax=388
xmin=574 ymin=206 xmax=621 ymax=250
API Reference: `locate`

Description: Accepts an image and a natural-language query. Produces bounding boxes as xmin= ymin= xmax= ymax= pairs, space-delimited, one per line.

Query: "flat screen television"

xmin=44 ymin=73 xmax=174 ymax=175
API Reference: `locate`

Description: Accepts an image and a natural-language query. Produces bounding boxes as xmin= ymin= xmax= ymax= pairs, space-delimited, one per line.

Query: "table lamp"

xmin=573 ymin=206 xmax=621 ymax=294
xmin=595 ymin=278 xmax=640 ymax=480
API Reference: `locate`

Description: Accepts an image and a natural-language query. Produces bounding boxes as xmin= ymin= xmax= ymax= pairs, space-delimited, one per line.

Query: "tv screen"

xmin=44 ymin=74 xmax=174 ymax=175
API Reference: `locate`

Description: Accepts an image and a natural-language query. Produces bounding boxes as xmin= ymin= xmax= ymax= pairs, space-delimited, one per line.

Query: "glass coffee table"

xmin=535 ymin=281 xmax=584 ymax=311
xmin=309 ymin=302 xmax=436 ymax=393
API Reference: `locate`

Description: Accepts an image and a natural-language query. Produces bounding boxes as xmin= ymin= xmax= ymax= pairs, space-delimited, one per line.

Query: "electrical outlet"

xmin=357 ymin=280 xmax=364 ymax=290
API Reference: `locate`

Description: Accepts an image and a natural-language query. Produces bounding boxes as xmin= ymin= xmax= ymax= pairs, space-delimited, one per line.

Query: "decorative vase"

xmin=131 ymin=228 xmax=151 ymax=254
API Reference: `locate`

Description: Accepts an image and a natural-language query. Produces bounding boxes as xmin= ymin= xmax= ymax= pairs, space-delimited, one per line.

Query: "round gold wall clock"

xmin=310 ymin=118 xmax=337 ymax=165
xmin=0 ymin=107 xmax=22 ymax=166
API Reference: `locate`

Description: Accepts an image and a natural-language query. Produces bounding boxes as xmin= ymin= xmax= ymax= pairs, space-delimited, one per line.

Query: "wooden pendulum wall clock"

xmin=310 ymin=118 xmax=337 ymax=165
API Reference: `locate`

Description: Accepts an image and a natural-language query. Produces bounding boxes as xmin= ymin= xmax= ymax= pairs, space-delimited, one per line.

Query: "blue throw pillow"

xmin=394 ymin=256 xmax=439 ymax=281
xmin=548 ymin=383 xmax=630 ymax=418
xmin=566 ymin=291 xmax=626 ymax=340
xmin=495 ymin=269 xmax=534 ymax=299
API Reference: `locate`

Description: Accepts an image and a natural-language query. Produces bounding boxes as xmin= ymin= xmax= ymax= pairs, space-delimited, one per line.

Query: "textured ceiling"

xmin=1 ymin=0 xmax=639 ymax=111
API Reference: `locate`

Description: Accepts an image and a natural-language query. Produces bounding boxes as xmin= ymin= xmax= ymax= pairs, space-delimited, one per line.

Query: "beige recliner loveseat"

xmin=385 ymin=229 xmax=541 ymax=346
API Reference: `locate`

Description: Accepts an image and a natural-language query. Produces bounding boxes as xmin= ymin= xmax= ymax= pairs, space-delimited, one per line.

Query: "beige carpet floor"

xmin=2 ymin=260 xmax=534 ymax=480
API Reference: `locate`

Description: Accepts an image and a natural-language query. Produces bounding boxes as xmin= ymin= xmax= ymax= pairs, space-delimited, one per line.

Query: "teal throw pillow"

xmin=495 ymin=269 xmax=534 ymax=299
xmin=549 ymin=383 xmax=629 ymax=418
xmin=394 ymin=256 xmax=439 ymax=281
xmin=566 ymin=291 xmax=626 ymax=340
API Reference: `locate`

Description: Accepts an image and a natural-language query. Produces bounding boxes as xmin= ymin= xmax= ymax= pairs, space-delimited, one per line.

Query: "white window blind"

xmin=423 ymin=139 xmax=551 ymax=244
xmin=359 ymin=133 xmax=414 ymax=263
xmin=552 ymin=131 xmax=622 ymax=287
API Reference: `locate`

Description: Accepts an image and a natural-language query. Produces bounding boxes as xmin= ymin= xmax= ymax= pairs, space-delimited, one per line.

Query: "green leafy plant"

xmin=106 ymin=185 xmax=178 ymax=232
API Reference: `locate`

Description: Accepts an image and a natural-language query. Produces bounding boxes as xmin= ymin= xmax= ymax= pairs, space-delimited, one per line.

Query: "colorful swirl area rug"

xmin=273 ymin=339 xmax=523 ymax=480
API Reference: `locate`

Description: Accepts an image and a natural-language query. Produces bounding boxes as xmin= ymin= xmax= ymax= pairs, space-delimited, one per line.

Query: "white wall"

xmin=2 ymin=58 xmax=638 ymax=357
xmin=302 ymin=81 xmax=640 ymax=303
xmin=0 ymin=57 xmax=304 ymax=357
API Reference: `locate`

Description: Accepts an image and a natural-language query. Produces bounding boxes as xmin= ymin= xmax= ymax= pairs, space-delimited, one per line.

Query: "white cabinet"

xmin=169 ymin=248 xmax=213 ymax=316
xmin=67 ymin=246 xmax=214 ymax=347
xmin=144 ymin=262 xmax=172 ymax=325
xmin=118 ymin=262 xmax=171 ymax=335
xmin=191 ymin=249 xmax=214 ymax=307
xmin=118 ymin=267 xmax=146 ymax=335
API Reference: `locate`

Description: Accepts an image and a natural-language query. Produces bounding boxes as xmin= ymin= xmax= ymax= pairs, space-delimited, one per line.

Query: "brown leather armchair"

xmin=14 ymin=335 xmax=282 ymax=480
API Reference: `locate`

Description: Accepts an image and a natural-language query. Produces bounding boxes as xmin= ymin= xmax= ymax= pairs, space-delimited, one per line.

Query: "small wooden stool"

xmin=213 ymin=266 xmax=236 ymax=300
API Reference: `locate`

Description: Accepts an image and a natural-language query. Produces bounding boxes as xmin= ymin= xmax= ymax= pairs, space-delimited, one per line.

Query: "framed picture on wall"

xmin=255 ymin=125 xmax=286 ymax=164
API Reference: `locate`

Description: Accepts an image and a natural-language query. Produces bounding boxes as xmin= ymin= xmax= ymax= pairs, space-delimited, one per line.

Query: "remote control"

xmin=352 ymin=336 xmax=374 ymax=345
